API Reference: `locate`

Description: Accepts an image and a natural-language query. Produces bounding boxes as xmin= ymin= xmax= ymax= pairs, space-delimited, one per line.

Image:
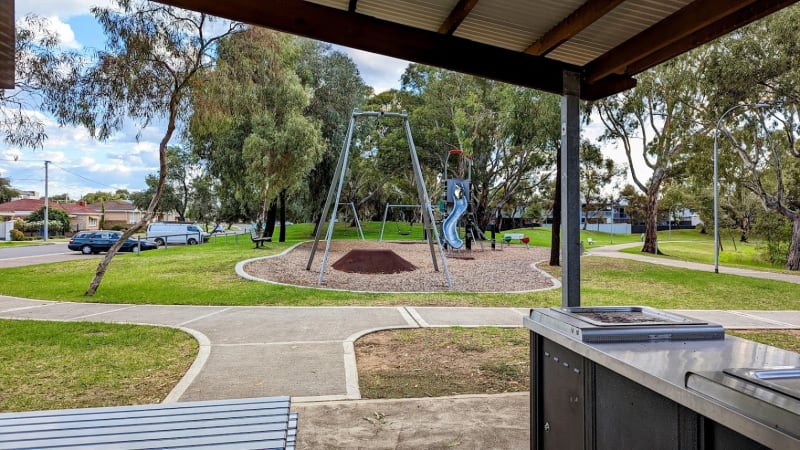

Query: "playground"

xmin=243 ymin=240 xmax=555 ymax=293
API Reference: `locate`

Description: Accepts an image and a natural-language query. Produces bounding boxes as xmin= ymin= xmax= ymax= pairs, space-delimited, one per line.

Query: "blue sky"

xmin=1 ymin=1 xmax=409 ymax=200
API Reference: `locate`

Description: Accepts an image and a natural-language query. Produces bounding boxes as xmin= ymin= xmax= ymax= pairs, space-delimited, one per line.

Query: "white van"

xmin=146 ymin=222 xmax=210 ymax=246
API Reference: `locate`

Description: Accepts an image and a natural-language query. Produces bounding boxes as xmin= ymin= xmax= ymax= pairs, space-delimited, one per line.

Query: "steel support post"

xmin=561 ymin=71 xmax=581 ymax=307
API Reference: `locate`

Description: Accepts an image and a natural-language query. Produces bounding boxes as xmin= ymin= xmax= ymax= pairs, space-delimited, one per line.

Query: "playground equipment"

xmin=378 ymin=204 xmax=421 ymax=241
xmin=441 ymin=184 xmax=467 ymax=249
xmin=306 ymin=109 xmax=452 ymax=288
xmin=337 ymin=202 xmax=365 ymax=240
xmin=441 ymin=149 xmax=485 ymax=252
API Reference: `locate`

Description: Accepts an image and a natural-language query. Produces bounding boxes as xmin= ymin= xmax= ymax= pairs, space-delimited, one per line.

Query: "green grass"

xmin=1 ymin=232 xmax=798 ymax=309
xmin=619 ymin=233 xmax=793 ymax=273
xmin=0 ymin=319 xmax=197 ymax=412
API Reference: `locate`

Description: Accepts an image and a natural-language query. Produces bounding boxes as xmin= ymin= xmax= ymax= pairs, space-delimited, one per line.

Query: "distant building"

xmin=12 ymin=190 xmax=38 ymax=200
xmin=0 ymin=199 xmax=101 ymax=233
xmin=88 ymin=200 xmax=145 ymax=227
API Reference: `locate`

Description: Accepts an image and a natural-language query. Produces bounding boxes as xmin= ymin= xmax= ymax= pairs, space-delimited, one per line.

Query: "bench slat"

xmin=0 ymin=397 xmax=294 ymax=450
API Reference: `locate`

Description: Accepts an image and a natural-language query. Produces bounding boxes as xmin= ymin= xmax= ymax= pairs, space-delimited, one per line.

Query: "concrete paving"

xmin=1 ymin=243 xmax=799 ymax=448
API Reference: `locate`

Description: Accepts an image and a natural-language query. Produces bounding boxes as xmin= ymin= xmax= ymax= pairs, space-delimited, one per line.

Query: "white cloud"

xmin=17 ymin=0 xmax=113 ymax=20
xmin=42 ymin=16 xmax=82 ymax=49
xmin=336 ymin=46 xmax=408 ymax=93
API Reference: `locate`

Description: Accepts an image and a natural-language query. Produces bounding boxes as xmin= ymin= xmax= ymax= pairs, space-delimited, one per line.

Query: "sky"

xmin=1 ymin=1 xmax=639 ymax=202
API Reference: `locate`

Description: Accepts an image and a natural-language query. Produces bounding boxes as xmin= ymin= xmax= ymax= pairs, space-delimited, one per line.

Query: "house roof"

xmin=154 ymin=0 xmax=799 ymax=100
xmin=87 ymin=200 xmax=138 ymax=212
xmin=0 ymin=199 xmax=96 ymax=216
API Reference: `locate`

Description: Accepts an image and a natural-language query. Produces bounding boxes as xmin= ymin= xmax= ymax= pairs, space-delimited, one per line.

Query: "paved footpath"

xmin=2 ymin=247 xmax=799 ymax=448
xmin=2 ymin=296 xmax=798 ymax=403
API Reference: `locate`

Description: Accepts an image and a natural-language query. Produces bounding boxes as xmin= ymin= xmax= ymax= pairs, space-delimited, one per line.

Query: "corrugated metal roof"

xmin=153 ymin=0 xmax=800 ymax=99
xmin=456 ymin=0 xmax=586 ymax=52
xmin=357 ymin=0 xmax=459 ymax=32
xmin=548 ymin=0 xmax=692 ymax=65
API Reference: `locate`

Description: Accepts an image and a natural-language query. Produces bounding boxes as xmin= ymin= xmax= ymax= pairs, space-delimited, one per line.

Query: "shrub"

xmin=9 ymin=229 xmax=24 ymax=241
xmin=111 ymin=224 xmax=127 ymax=231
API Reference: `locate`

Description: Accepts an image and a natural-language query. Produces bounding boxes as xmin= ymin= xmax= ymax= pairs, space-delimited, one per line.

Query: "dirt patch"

xmin=332 ymin=249 xmax=416 ymax=274
xmin=355 ymin=328 xmax=529 ymax=398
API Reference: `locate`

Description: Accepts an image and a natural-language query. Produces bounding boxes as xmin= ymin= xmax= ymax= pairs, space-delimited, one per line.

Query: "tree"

xmin=189 ymin=27 xmax=324 ymax=240
xmin=594 ymin=55 xmax=704 ymax=254
xmin=187 ymin=172 xmax=218 ymax=227
xmin=3 ymin=15 xmax=73 ymax=148
xmin=38 ymin=1 xmax=241 ymax=294
xmin=165 ymin=146 xmax=199 ymax=221
xmin=580 ymin=140 xmax=622 ymax=230
xmin=130 ymin=174 xmax=179 ymax=217
xmin=81 ymin=190 xmax=128 ymax=204
xmin=26 ymin=206 xmax=70 ymax=234
xmin=701 ymin=6 xmax=800 ymax=270
xmin=0 ymin=177 xmax=18 ymax=203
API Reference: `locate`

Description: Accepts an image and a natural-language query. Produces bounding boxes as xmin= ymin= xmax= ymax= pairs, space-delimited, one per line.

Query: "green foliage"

xmin=0 ymin=177 xmax=18 ymax=203
xmin=753 ymin=212 xmax=791 ymax=265
xmin=25 ymin=207 xmax=70 ymax=233
xmin=9 ymin=229 xmax=24 ymax=241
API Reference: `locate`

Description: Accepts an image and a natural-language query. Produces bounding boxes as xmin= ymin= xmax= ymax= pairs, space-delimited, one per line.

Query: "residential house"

xmin=0 ymin=199 xmax=101 ymax=235
xmin=88 ymin=200 xmax=144 ymax=228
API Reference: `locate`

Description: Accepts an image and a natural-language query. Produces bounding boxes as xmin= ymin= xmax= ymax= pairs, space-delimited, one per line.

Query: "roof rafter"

xmin=525 ymin=0 xmax=625 ymax=57
xmin=438 ymin=0 xmax=480 ymax=35
xmin=348 ymin=0 xmax=358 ymax=13
xmin=624 ymin=0 xmax=800 ymax=77
xmin=586 ymin=0 xmax=758 ymax=83
xmin=154 ymin=0 xmax=633 ymax=99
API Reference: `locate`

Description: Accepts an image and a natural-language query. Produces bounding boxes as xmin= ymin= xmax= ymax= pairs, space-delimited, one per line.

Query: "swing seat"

xmin=398 ymin=230 xmax=411 ymax=236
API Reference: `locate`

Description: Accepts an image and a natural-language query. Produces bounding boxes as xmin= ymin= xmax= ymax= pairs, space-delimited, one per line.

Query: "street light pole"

xmin=713 ymin=103 xmax=768 ymax=273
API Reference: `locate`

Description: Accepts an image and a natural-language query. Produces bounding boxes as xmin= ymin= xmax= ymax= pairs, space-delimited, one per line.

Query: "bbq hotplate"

xmin=685 ymin=367 xmax=800 ymax=439
xmin=530 ymin=306 xmax=725 ymax=343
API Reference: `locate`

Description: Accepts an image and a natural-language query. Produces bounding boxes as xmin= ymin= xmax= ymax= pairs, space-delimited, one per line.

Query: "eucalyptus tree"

xmin=399 ymin=65 xmax=557 ymax=231
xmin=701 ymin=5 xmax=800 ymax=270
xmin=37 ymin=0 xmax=241 ymax=295
xmin=295 ymin=39 xmax=368 ymax=226
xmin=3 ymin=15 xmax=73 ymax=148
xmin=594 ymin=55 xmax=705 ymax=254
xmin=580 ymin=140 xmax=622 ymax=230
xmin=0 ymin=177 xmax=18 ymax=203
xmin=189 ymin=27 xmax=325 ymax=240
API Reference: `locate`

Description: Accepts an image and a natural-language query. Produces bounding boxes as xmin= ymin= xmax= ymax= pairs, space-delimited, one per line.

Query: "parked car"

xmin=146 ymin=222 xmax=210 ymax=246
xmin=68 ymin=230 xmax=157 ymax=254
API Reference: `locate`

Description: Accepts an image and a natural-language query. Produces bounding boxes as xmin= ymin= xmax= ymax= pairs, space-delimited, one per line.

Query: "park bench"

xmin=0 ymin=396 xmax=297 ymax=449
xmin=502 ymin=233 xmax=529 ymax=249
xmin=250 ymin=227 xmax=271 ymax=248
xmin=586 ymin=237 xmax=595 ymax=245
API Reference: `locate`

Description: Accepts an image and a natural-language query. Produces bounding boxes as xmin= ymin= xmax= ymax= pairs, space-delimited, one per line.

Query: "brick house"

xmin=0 ymin=199 xmax=101 ymax=234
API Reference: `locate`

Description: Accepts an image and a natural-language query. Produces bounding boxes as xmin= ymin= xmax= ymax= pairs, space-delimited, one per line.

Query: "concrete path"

xmin=587 ymin=242 xmax=800 ymax=284
xmin=2 ymin=297 xmax=797 ymax=404
xmin=2 ymin=297 xmax=799 ymax=448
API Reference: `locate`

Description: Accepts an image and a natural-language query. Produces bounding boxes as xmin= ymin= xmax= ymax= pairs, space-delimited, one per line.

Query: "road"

xmin=0 ymin=243 xmax=100 ymax=268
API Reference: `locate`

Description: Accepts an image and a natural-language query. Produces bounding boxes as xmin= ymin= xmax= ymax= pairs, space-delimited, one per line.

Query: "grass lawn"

xmin=0 ymin=224 xmax=797 ymax=310
xmin=0 ymin=319 xmax=197 ymax=412
xmin=1 ymin=224 xmax=797 ymax=410
xmin=621 ymin=237 xmax=794 ymax=273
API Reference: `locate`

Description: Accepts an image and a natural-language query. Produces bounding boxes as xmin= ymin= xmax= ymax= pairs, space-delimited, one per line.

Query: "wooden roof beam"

xmin=586 ymin=0 xmax=758 ymax=83
xmin=525 ymin=0 xmax=625 ymax=57
xmin=624 ymin=0 xmax=800 ymax=77
xmin=348 ymin=0 xmax=358 ymax=13
xmin=438 ymin=0 xmax=480 ymax=35
xmin=154 ymin=0 xmax=635 ymax=99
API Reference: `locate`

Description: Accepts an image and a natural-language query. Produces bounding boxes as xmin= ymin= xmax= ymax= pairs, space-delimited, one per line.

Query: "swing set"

xmin=378 ymin=203 xmax=422 ymax=241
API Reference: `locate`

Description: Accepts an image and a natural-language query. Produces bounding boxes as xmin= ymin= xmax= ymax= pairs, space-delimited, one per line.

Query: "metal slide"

xmin=442 ymin=184 xmax=467 ymax=249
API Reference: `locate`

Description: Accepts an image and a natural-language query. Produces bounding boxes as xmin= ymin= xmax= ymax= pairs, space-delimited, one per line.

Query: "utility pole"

xmin=44 ymin=160 xmax=50 ymax=241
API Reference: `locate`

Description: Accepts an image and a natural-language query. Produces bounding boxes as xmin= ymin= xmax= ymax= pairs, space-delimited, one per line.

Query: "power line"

xmin=49 ymin=163 xmax=120 ymax=190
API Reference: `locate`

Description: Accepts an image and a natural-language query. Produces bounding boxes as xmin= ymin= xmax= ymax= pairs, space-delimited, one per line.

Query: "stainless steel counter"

xmin=525 ymin=307 xmax=800 ymax=449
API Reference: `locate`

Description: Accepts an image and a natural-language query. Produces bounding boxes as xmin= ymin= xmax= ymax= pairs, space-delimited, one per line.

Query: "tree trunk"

xmin=279 ymin=189 xmax=286 ymax=243
xmin=265 ymin=198 xmax=277 ymax=240
xmin=84 ymin=103 xmax=175 ymax=296
xmin=549 ymin=146 xmax=561 ymax=266
xmin=641 ymin=185 xmax=660 ymax=254
xmin=786 ymin=217 xmax=800 ymax=271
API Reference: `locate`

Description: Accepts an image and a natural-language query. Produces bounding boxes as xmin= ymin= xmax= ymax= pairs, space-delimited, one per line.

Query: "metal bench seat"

xmin=0 ymin=396 xmax=296 ymax=450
